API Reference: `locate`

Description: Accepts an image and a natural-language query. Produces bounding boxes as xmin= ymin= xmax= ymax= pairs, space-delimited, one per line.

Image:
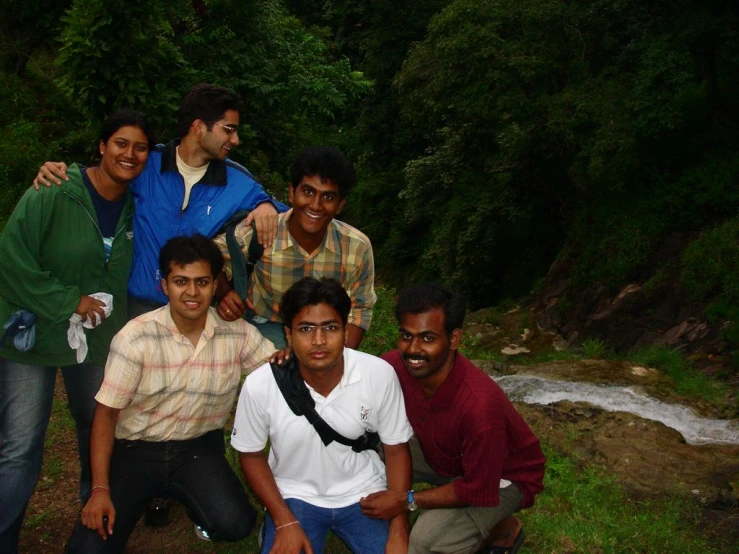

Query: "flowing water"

xmin=495 ymin=374 xmax=739 ymax=446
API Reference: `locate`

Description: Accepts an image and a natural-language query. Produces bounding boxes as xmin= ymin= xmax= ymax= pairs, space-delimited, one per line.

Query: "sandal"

xmin=476 ymin=516 xmax=526 ymax=554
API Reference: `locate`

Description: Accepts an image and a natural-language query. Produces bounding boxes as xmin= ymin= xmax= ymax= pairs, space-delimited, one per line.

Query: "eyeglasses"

xmin=213 ymin=122 xmax=239 ymax=136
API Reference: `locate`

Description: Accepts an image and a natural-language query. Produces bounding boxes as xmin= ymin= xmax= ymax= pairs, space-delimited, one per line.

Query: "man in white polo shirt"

xmin=231 ymin=277 xmax=413 ymax=553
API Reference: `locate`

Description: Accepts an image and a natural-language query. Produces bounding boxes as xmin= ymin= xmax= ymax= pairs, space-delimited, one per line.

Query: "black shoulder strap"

xmin=222 ymin=210 xmax=264 ymax=300
xmin=270 ymin=358 xmax=380 ymax=453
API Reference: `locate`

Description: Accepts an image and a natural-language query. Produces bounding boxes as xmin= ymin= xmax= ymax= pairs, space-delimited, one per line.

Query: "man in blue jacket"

xmin=34 ymin=83 xmax=288 ymax=317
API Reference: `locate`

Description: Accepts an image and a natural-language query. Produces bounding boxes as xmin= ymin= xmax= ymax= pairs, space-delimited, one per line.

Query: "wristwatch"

xmin=406 ymin=490 xmax=418 ymax=512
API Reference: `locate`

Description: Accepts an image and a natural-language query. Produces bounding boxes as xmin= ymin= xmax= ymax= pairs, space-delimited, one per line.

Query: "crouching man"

xmin=66 ymin=235 xmax=276 ymax=553
xmin=232 ymin=277 xmax=413 ymax=553
xmin=361 ymin=283 xmax=546 ymax=554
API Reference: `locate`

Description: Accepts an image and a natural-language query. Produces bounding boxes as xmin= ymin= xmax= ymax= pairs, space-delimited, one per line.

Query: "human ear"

xmin=336 ymin=198 xmax=347 ymax=214
xmin=449 ymin=328 xmax=463 ymax=351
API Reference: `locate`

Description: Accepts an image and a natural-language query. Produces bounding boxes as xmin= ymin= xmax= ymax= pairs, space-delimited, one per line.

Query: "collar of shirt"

xmin=154 ymin=304 xmax=218 ymax=342
xmin=304 ymin=347 xmax=362 ymax=402
xmin=158 ymin=139 xmax=228 ymax=187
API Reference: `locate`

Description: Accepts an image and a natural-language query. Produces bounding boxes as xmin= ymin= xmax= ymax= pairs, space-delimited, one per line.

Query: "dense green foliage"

xmin=2 ymin=0 xmax=739 ymax=314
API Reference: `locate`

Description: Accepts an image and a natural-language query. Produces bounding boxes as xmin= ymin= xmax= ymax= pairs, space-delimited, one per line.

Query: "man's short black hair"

xmin=291 ymin=146 xmax=357 ymax=199
xmin=178 ymin=83 xmax=242 ymax=137
xmin=159 ymin=234 xmax=224 ymax=279
xmin=280 ymin=277 xmax=351 ymax=328
xmin=395 ymin=283 xmax=466 ymax=336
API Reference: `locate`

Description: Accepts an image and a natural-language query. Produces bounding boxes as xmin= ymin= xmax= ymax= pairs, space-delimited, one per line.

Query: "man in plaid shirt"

xmin=214 ymin=146 xmax=376 ymax=349
xmin=66 ymin=235 xmax=275 ymax=553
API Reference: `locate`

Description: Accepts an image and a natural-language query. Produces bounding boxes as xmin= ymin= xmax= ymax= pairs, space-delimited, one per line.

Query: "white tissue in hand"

xmin=67 ymin=293 xmax=113 ymax=363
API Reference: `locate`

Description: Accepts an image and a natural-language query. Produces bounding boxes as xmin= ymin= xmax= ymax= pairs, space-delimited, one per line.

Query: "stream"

xmin=495 ymin=374 xmax=739 ymax=446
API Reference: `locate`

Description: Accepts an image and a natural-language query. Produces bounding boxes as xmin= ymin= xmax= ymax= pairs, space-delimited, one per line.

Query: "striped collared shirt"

xmin=214 ymin=210 xmax=376 ymax=330
xmin=95 ymin=306 xmax=275 ymax=441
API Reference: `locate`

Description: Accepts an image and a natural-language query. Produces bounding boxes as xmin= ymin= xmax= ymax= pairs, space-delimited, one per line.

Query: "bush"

xmin=681 ymin=218 xmax=739 ymax=303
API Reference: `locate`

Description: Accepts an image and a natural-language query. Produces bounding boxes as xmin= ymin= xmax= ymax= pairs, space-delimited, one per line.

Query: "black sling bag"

xmin=270 ymin=357 xmax=380 ymax=453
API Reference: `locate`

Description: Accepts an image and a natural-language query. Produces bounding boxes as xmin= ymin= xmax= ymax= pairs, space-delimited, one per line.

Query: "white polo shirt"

xmin=231 ymin=348 xmax=413 ymax=508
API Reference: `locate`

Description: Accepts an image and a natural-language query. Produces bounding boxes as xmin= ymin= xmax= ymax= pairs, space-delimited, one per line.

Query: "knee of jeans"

xmin=208 ymin=505 xmax=257 ymax=542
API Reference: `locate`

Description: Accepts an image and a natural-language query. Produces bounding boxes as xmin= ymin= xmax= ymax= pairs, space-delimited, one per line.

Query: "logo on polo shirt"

xmin=360 ymin=406 xmax=371 ymax=422
xmin=126 ymin=232 xmax=134 ymax=240
xmin=232 ymin=427 xmax=238 ymax=436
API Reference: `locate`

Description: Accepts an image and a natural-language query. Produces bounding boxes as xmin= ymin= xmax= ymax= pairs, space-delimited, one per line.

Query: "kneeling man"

xmin=232 ymin=277 xmax=413 ymax=553
xmin=362 ymin=283 xmax=546 ymax=554
xmin=67 ymin=235 xmax=276 ymax=553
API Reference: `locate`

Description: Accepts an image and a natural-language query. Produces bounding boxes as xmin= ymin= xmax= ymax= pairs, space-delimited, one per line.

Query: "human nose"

xmin=230 ymin=130 xmax=240 ymax=146
xmin=312 ymin=327 xmax=327 ymax=346
xmin=186 ymin=280 xmax=197 ymax=296
xmin=407 ymin=336 xmax=423 ymax=354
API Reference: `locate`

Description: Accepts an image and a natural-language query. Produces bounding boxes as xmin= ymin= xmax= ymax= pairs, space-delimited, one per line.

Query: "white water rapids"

xmin=494 ymin=374 xmax=739 ymax=446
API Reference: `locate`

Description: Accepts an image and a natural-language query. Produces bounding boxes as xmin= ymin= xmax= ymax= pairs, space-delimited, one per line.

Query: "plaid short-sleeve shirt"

xmin=95 ymin=306 xmax=275 ymax=441
xmin=214 ymin=210 xmax=376 ymax=330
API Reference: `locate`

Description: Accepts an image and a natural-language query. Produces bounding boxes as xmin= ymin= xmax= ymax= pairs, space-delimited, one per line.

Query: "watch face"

xmin=408 ymin=500 xmax=418 ymax=512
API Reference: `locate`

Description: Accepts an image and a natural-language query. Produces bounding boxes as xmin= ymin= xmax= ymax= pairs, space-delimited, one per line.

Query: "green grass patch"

xmin=525 ymin=441 xmax=725 ymax=553
xmin=581 ymin=337 xmax=611 ymax=359
xmin=628 ymin=345 xmax=727 ymax=405
xmin=360 ymin=284 xmax=398 ymax=357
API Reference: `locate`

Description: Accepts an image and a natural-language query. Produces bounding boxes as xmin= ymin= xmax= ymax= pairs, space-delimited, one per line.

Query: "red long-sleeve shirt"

xmin=383 ymin=350 xmax=545 ymax=508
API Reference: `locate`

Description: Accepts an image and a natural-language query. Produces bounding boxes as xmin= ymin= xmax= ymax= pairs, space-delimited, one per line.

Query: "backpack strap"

xmin=220 ymin=210 xmax=265 ymax=300
xmin=270 ymin=358 xmax=380 ymax=453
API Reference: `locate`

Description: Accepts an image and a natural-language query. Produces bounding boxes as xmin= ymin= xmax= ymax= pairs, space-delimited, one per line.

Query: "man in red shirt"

xmin=360 ymin=283 xmax=545 ymax=554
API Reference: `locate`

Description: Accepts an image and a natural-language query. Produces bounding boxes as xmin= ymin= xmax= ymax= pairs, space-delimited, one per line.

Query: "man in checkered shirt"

xmin=66 ymin=235 xmax=275 ymax=553
xmin=213 ymin=146 xmax=376 ymax=350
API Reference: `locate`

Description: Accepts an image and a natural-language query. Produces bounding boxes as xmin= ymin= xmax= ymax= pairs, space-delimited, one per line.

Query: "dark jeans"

xmin=66 ymin=429 xmax=256 ymax=553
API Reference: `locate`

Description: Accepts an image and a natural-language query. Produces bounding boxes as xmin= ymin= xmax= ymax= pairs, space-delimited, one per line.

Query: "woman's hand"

xmin=75 ymin=295 xmax=107 ymax=325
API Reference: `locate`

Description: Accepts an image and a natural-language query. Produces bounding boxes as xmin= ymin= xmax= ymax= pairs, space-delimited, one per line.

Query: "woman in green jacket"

xmin=0 ymin=110 xmax=155 ymax=552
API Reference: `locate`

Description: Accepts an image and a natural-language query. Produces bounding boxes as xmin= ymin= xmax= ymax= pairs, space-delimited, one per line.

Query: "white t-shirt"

xmin=231 ymin=348 xmax=414 ymax=508
xmin=175 ymin=147 xmax=208 ymax=210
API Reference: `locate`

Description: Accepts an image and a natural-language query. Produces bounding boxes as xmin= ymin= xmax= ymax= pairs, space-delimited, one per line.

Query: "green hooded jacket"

xmin=0 ymin=164 xmax=134 ymax=367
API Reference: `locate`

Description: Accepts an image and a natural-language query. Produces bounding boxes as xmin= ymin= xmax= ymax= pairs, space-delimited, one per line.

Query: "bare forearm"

xmin=384 ymin=443 xmax=412 ymax=537
xmin=90 ymin=404 xmax=120 ymax=487
xmin=345 ymin=324 xmax=365 ymax=349
xmin=414 ymin=482 xmax=468 ymax=510
xmin=239 ymin=451 xmax=296 ymax=525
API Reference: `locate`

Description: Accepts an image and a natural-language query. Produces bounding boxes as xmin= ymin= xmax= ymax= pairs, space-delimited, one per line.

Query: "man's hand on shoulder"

xmin=359 ymin=490 xmax=407 ymax=520
xmin=244 ymin=202 xmax=278 ymax=248
xmin=271 ymin=520 xmax=313 ymax=554
xmin=33 ymin=162 xmax=69 ymax=189
xmin=81 ymin=490 xmax=116 ymax=540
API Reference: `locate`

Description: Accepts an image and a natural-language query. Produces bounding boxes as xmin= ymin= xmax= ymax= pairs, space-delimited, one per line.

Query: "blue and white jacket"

xmin=128 ymin=139 xmax=287 ymax=304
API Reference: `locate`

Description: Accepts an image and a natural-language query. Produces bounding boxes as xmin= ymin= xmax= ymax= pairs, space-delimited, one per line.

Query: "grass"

xmin=628 ymin=345 xmax=728 ymax=405
xmin=359 ymin=284 xmax=398 ymax=357
xmin=525 ymin=441 xmax=726 ymax=553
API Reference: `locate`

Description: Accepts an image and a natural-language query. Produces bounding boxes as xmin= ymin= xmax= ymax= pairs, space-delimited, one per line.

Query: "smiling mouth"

xmin=183 ymin=300 xmax=200 ymax=309
xmin=118 ymin=161 xmax=136 ymax=169
xmin=303 ymin=210 xmax=323 ymax=220
xmin=403 ymin=356 xmax=429 ymax=367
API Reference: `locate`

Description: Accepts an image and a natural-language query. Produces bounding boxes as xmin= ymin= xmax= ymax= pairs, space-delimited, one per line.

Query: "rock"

xmin=517 ymin=401 xmax=739 ymax=506
xmin=501 ymin=345 xmax=530 ymax=355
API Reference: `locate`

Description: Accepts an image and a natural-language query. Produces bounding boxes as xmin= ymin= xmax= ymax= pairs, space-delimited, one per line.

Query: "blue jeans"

xmin=262 ymin=498 xmax=389 ymax=554
xmin=0 ymin=359 xmax=104 ymax=554
xmin=66 ymin=429 xmax=256 ymax=553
